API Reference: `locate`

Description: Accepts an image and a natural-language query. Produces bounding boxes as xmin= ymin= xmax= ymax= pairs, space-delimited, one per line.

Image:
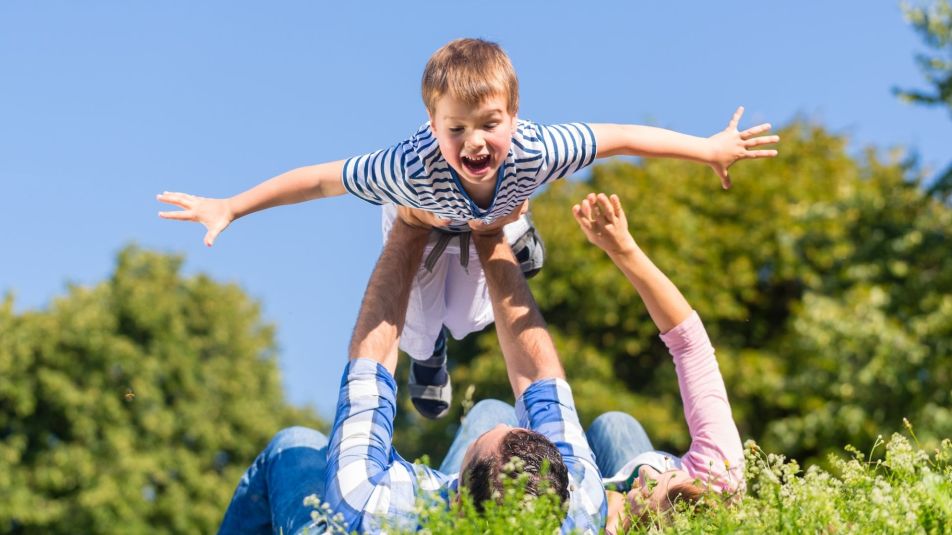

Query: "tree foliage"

xmin=0 ymin=246 xmax=324 ymax=534
xmin=392 ymin=122 xmax=952 ymax=470
xmin=898 ymin=0 xmax=952 ymax=197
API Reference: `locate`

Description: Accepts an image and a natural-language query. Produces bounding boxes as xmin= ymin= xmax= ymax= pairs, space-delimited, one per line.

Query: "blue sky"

xmin=2 ymin=1 xmax=950 ymax=418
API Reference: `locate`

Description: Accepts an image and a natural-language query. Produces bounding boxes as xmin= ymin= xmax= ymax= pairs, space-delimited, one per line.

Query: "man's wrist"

xmin=472 ymin=230 xmax=508 ymax=258
xmin=392 ymin=218 xmax=433 ymax=239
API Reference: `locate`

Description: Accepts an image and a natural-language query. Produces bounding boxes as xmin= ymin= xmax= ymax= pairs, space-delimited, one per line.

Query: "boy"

xmin=157 ymin=38 xmax=778 ymax=419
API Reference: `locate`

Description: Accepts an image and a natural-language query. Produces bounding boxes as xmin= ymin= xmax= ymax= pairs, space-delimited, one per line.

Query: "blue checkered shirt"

xmin=322 ymin=358 xmax=606 ymax=533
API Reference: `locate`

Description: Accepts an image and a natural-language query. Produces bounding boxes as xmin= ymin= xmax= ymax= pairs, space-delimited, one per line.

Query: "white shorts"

xmin=381 ymin=205 xmax=529 ymax=361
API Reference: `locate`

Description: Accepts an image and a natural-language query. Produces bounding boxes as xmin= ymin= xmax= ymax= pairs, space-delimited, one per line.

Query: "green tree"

xmin=897 ymin=0 xmax=952 ymax=197
xmin=392 ymin=122 xmax=952 ymax=469
xmin=0 ymin=246 xmax=324 ymax=534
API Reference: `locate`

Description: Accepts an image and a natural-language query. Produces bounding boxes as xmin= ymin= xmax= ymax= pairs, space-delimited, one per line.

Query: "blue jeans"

xmin=217 ymin=404 xmax=652 ymax=533
xmin=216 ymin=401 xmax=517 ymax=535
xmin=585 ymin=411 xmax=655 ymax=477
xmin=217 ymin=426 xmax=329 ymax=535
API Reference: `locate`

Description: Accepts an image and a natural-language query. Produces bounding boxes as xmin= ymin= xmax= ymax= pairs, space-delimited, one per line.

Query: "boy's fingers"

xmin=158 ymin=210 xmax=194 ymax=221
xmin=721 ymin=172 xmax=732 ymax=189
xmin=744 ymin=135 xmax=780 ymax=147
xmin=728 ymin=106 xmax=745 ymax=130
xmin=741 ymin=123 xmax=772 ymax=138
xmin=157 ymin=192 xmax=192 ymax=209
xmin=745 ymin=149 xmax=779 ymax=158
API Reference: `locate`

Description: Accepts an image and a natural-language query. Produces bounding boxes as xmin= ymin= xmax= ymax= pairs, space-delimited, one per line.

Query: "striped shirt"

xmin=323 ymin=358 xmax=606 ymax=534
xmin=342 ymin=119 xmax=597 ymax=230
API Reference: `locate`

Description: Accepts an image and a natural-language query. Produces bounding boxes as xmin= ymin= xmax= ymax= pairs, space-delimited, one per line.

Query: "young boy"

xmin=157 ymin=38 xmax=778 ymax=419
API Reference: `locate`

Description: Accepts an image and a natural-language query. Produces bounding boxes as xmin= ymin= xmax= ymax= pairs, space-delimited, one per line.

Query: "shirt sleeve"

xmin=514 ymin=121 xmax=598 ymax=185
xmin=323 ymin=358 xmax=447 ymax=532
xmin=516 ymin=378 xmax=606 ymax=534
xmin=660 ymin=311 xmax=745 ymax=493
xmin=341 ymin=136 xmax=426 ymax=208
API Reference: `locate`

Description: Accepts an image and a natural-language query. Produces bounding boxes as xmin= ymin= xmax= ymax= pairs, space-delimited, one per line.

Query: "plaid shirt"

xmin=323 ymin=358 xmax=606 ymax=534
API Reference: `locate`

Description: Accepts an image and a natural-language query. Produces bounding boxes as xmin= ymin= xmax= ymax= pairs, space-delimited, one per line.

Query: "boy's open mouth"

xmin=461 ymin=154 xmax=492 ymax=175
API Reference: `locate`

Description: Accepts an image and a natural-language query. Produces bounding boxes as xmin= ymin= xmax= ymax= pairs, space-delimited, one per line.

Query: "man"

xmin=216 ymin=208 xmax=606 ymax=534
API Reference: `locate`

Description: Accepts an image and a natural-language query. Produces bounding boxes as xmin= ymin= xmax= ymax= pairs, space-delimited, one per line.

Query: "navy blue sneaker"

xmin=408 ymin=328 xmax=452 ymax=419
xmin=507 ymin=212 xmax=545 ymax=278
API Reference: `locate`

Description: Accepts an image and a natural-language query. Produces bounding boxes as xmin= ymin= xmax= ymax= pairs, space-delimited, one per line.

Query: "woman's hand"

xmin=572 ymin=193 xmax=638 ymax=257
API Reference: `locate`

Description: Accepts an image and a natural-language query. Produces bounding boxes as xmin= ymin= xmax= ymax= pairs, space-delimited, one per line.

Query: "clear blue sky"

xmin=2 ymin=1 xmax=949 ymax=418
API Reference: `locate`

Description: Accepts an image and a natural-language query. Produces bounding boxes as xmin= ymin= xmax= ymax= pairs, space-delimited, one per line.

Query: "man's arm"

xmin=590 ymin=106 xmax=779 ymax=189
xmin=323 ymin=213 xmax=438 ymax=532
xmin=157 ymin=160 xmax=347 ymax=246
xmin=471 ymin=227 xmax=564 ymax=398
xmin=348 ymin=214 xmax=430 ymax=373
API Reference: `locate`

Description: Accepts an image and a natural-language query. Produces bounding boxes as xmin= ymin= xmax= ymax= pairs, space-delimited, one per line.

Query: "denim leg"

xmin=218 ymin=426 xmax=329 ymax=535
xmin=585 ymin=412 xmax=655 ymax=477
xmin=439 ymin=399 xmax=518 ymax=474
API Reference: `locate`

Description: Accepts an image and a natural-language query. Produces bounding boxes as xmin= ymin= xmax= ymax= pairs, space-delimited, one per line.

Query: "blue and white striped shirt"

xmin=342 ymin=120 xmax=597 ymax=230
xmin=323 ymin=358 xmax=606 ymax=534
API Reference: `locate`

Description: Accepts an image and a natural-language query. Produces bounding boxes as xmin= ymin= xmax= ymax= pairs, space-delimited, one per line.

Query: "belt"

xmin=424 ymin=228 xmax=471 ymax=274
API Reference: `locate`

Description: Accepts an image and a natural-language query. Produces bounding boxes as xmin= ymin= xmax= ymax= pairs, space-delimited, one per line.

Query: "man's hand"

xmin=572 ymin=193 xmax=638 ymax=258
xmin=707 ymin=106 xmax=780 ymax=189
xmin=396 ymin=206 xmax=451 ymax=230
xmin=467 ymin=200 xmax=529 ymax=236
xmin=157 ymin=192 xmax=234 ymax=247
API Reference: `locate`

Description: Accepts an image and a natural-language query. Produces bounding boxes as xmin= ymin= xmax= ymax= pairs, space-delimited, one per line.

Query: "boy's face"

xmin=429 ymin=93 xmax=517 ymax=191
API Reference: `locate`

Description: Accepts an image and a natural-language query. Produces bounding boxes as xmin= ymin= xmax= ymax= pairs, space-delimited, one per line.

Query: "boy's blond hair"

xmin=422 ymin=38 xmax=519 ymax=116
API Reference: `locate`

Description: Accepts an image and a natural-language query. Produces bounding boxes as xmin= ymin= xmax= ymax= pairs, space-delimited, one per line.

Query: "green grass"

xmin=306 ymin=424 xmax=952 ymax=534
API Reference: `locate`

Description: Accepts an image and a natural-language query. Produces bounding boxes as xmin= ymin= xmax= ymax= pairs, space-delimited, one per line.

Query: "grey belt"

xmin=424 ymin=229 xmax=471 ymax=274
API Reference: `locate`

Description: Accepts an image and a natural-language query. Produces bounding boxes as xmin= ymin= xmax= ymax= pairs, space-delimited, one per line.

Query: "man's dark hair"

xmin=460 ymin=428 xmax=570 ymax=511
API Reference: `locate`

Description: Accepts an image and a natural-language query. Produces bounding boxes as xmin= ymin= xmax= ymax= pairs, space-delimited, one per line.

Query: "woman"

xmin=572 ymin=193 xmax=745 ymax=532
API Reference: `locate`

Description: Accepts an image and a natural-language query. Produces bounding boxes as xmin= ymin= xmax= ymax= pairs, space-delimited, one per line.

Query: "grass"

xmin=305 ymin=423 xmax=952 ymax=534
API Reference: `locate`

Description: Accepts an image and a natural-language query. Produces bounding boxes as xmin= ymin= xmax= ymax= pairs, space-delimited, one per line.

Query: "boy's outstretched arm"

xmin=157 ymin=160 xmax=347 ymax=246
xmin=590 ymin=106 xmax=779 ymax=189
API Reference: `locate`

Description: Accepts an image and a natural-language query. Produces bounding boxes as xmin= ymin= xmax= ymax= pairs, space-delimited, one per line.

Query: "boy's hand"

xmin=707 ymin=106 xmax=780 ymax=189
xmin=396 ymin=206 xmax=451 ymax=230
xmin=468 ymin=200 xmax=529 ymax=237
xmin=572 ymin=193 xmax=638 ymax=257
xmin=157 ymin=192 xmax=234 ymax=247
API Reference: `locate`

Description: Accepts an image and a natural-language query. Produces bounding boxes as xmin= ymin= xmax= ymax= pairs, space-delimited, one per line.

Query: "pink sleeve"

xmin=660 ymin=311 xmax=744 ymax=493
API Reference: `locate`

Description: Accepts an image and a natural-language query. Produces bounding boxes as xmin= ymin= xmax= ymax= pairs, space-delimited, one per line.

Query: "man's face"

xmin=460 ymin=423 xmax=511 ymax=474
xmin=429 ymin=93 xmax=517 ymax=196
